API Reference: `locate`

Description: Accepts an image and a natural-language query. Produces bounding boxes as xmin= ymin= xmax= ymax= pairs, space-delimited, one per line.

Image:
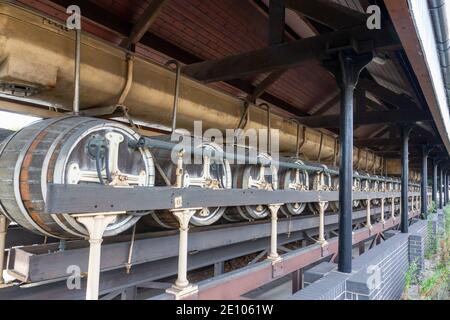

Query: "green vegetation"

xmin=403 ymin=260 xmax=419 ymax=299
xmin=419 ymin=205 xmax=450 ymax=299
xmin=404 ymin=204 xmax=450 ymax=300
xmin=428 ymin=200 xmax=437 ymax=215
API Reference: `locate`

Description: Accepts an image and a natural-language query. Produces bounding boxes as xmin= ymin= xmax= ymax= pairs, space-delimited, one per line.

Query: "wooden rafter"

xmin=283 ymin=0 xmax=366 ymax=30
xmin=120 ymin=0 xmax=168 ymax=49
xmin=182 ymin=24 xmax=400 ymax=83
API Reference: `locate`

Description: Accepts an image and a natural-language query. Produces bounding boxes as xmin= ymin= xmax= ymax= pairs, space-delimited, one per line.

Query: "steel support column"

xmin=444 ymin=171 xmax=448 ymax=205
xmin=421 ymin=146 xmax=431 ymax=219
xmin=439 ymin=167 xmax=443 ymax=209
xmin=432 ymin=160 xmax=438 ymax=205
xmin=329 ymin=51 xmax=373 ymax=273
xmin=447 ymin=173 xmax=449 ymax=205
xmin=401 ymin=125 xmax=412 ymax=233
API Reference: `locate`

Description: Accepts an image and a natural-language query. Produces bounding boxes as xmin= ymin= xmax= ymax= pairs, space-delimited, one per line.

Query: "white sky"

xmin=0 ymin=111 xmax=41 ymax=131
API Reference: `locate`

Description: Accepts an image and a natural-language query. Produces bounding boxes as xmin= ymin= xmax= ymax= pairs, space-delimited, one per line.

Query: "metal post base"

xmin=166 ymin=208 xmax=200 ymax=299
xmin=267 ymin=204 xmax=283 ymax=264
xmin=317 ymin=201 xmax=328 ymax=248
xmin=0 ymin=215 xmax=8 ymax=285
xmin=391 ymin=198 xmax=396 ymax=223
xmin=380 ymin=198 xmax=386 ymax=227
xmin=365 ymin=199 xmax=373 ymax=233
xmin=76 ymin=213 xmax=119 ymax=300
xmin=166 ymin=283 xmax=199 ymax=300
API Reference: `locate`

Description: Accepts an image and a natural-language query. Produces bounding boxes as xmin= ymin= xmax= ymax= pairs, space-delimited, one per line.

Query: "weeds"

xmin=419 ymin=205 xmax=450 ymax=300
xmin=404 ymin=203 xmax=450 ymax=300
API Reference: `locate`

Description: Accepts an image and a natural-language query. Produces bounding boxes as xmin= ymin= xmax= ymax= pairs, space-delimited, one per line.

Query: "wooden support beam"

xmin=182 ymin=24 xmax=400 ymax=83
xmin=247 ymin=0 xmax=286 ymax=103
xmin=354 ymin=138 xmax=440 ymax=147
xmin=269 ymin=0 xmax=285 ymax=44
xmin=296 ymin=110 xmax=432 ymax=128
xmin=120 ymin=0 xmax=168 ymax=48
xmin=283 ymin=0 xmax=367 ymax=30
xmin=355 ymin=138 xmax=402 ymax=147
xmin=312 ymin=92 xmax=340 ymax=115
xmin=359 ymin=78 xmax=416 ymax=110
xmin=247 ymin=70 xmax=285 ymax=103
xmin=366 ymin=98 xmax=388 ymax=111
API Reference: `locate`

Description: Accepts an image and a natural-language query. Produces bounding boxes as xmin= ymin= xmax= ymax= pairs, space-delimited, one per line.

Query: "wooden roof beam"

xmin=296 ymin=109 xmax=432 ymax=128
xmin=182 ymin=24 xmax=400 ymax=83
xmin=247 ymin=0 xmax=286 ymax=103
xmin=120 ymin=0 xmax=168 ymax=49
xmin=283 ymin=0 xmax=367 ymax=30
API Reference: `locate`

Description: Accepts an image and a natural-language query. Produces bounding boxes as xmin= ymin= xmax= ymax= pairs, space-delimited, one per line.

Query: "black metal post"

xmin=445 ymin=170 xmax=449 ymax=206
xmin=400 ymin=125 xmax=412 ymax=233
xmin=432 ymin=160 xmax=438 ymax=204
xmin=444 ymin=171 xmax=448 ymax=206
xmin=447 ymin=172 xmax=449 ymax=206
xmin=439 ymin=167 xmax=443 ymax=209
xmin=421 ymin=146 xmax=431 ymax=219
xmin=330 ymin=51 xmax=373 ymax=274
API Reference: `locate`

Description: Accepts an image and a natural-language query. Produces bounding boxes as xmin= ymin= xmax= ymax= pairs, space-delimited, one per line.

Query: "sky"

xmin=0 ymin=111 xmax=41 ymax=131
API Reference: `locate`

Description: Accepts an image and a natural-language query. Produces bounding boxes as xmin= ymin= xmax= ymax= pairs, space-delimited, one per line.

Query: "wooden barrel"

xmin=0 ymin=116 xmax=155 ymax=239
xmin=329 ymin=171 xmax=362 ymax=212
xmin=278 ymin=159 xmax=309 ymax=217
xmin=307 ymin=164 xmax=332 ymax=214
xmin=143 ymin=139 xmax=232 ymax=228
xmin=223 ymin=152 xmax=278 ymax=222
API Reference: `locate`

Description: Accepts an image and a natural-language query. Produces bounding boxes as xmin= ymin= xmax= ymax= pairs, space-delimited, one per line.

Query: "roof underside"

xmin=11 ymin=0 xmax=450 ymax=167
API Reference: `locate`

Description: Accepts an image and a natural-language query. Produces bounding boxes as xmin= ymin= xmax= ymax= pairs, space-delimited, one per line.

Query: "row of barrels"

xmin=0 ymin=117 xmax=406 ymax=239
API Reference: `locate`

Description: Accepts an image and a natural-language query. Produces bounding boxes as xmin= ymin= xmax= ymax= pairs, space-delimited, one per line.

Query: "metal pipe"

xmin=400 ymin=125 xmax=411 ymax=233
xmin=165 ymin=60 xmax=181 ymax=133
xmin=73 ymin=28 xmax=81 ymax=115
xmin=259 ymin=103 xmax=271 ymax=154
xmin=429 ymin=0 xmax=450 ymax=106
xmin=295 ymin=121 xmax=301 ymax=158
xmin=117 ymin=55 xmax=134 ymax=106
xmin=132 ymin=137 xmax=416 ymax=185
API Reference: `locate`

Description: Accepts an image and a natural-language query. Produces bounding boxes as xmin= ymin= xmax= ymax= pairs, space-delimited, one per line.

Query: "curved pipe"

xmin=117 ymin=55 xmax=134 ymax=106
xmin=165 ymin=60 xmax=181 ymax=133
xmin=258 ymin=103 xmax=271 ymax=154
